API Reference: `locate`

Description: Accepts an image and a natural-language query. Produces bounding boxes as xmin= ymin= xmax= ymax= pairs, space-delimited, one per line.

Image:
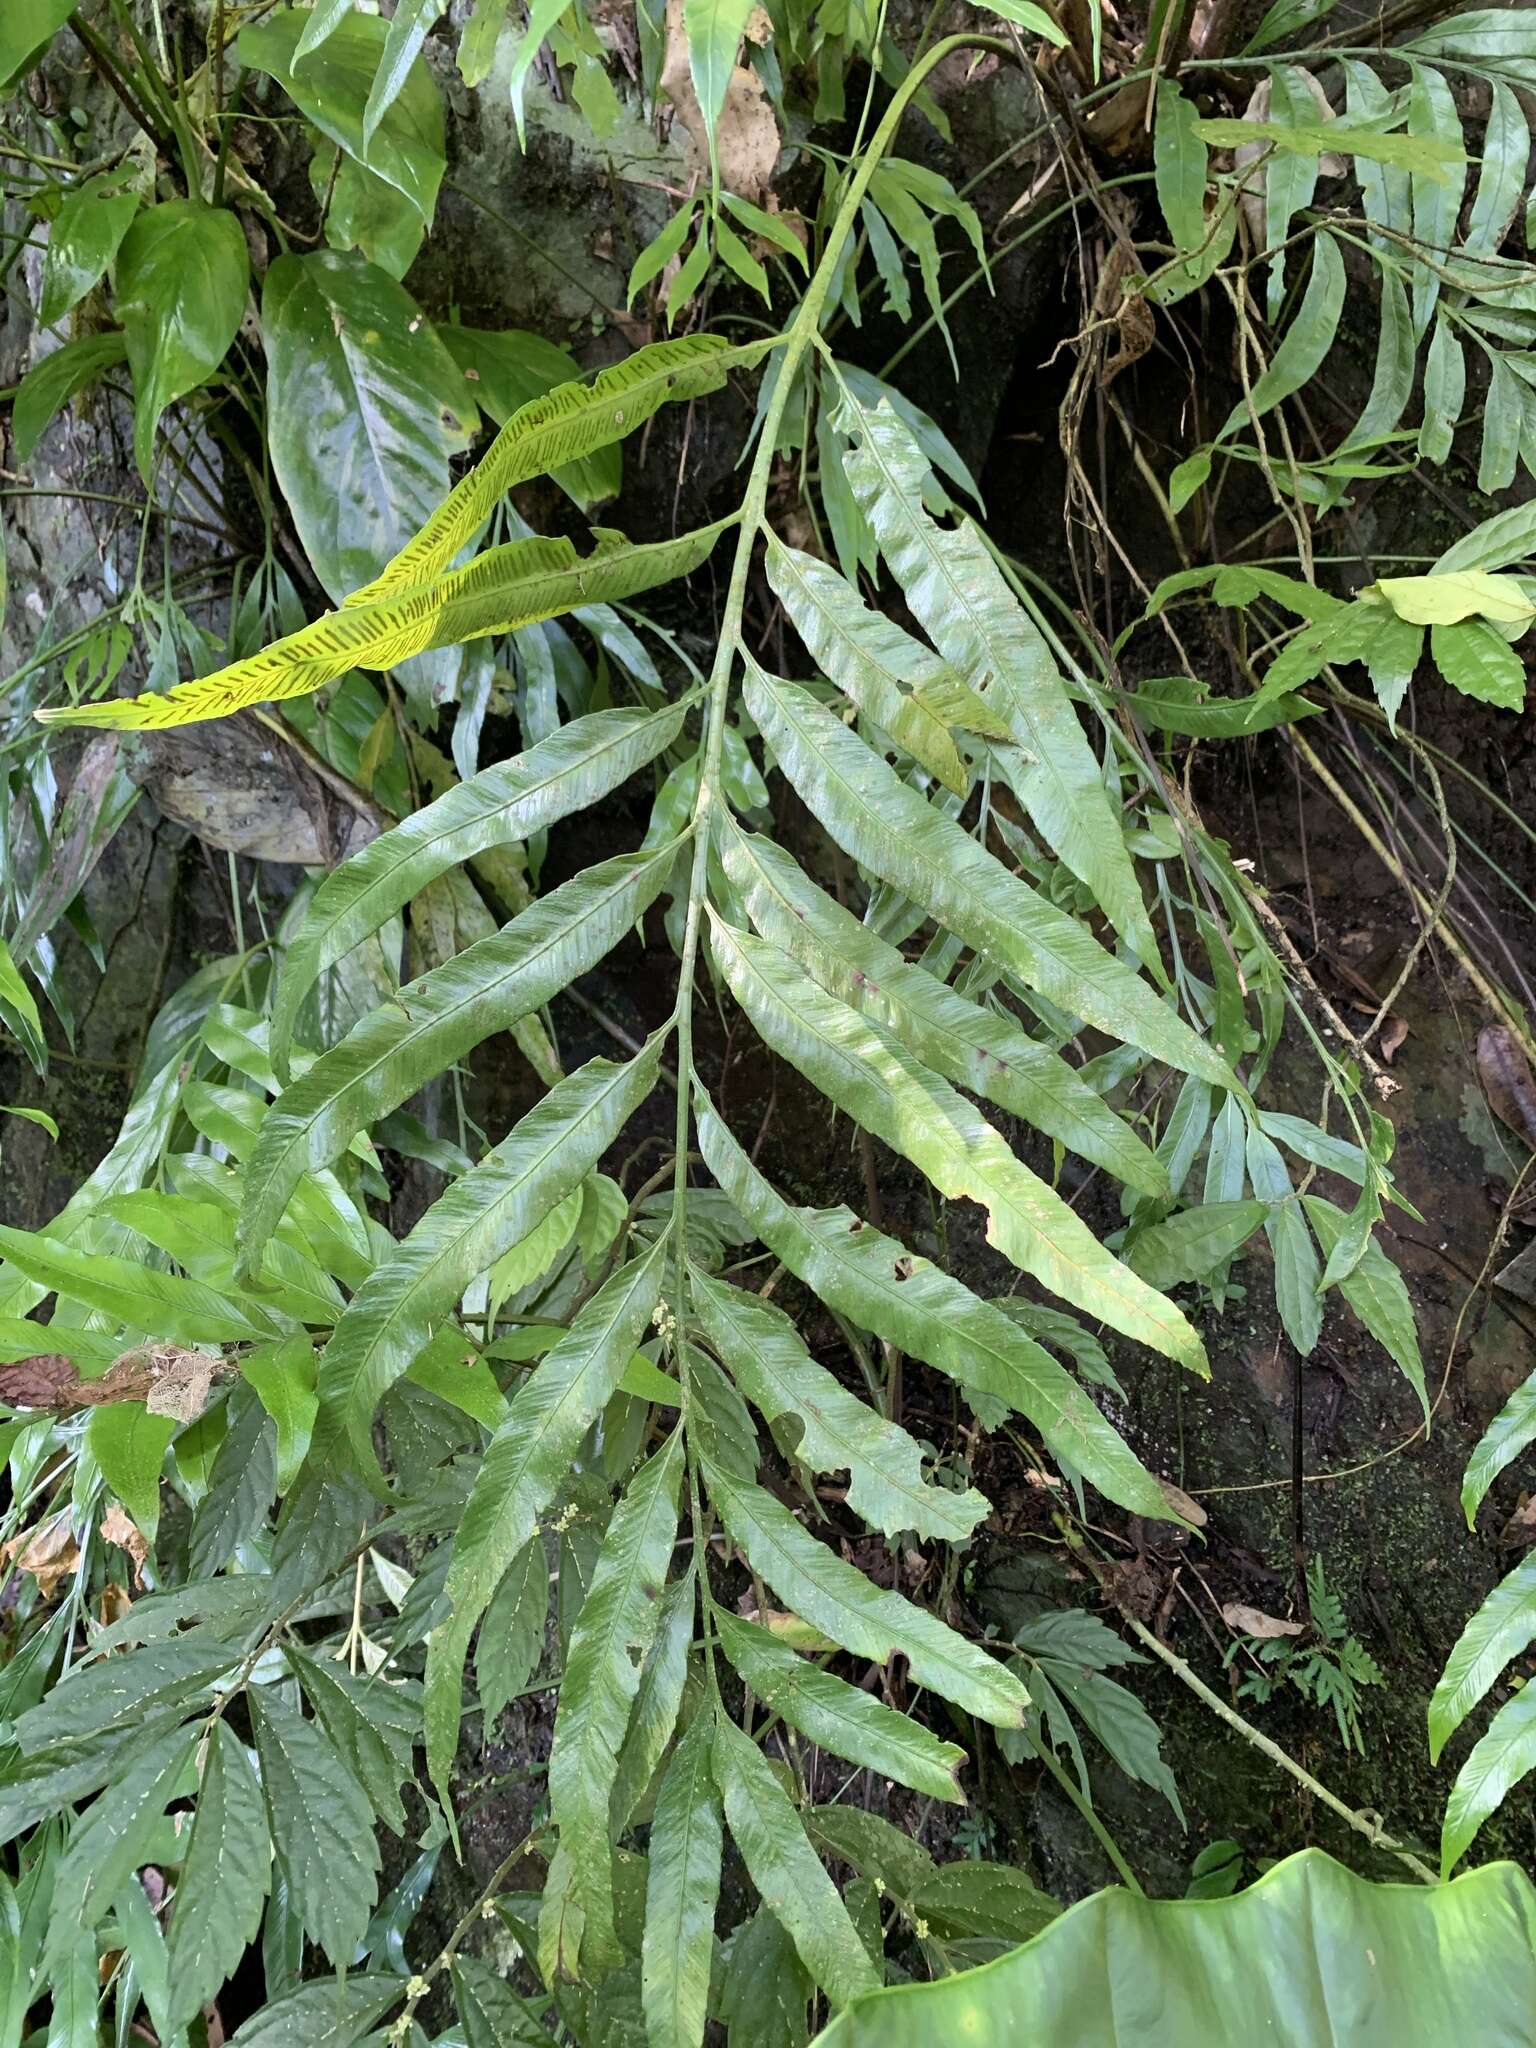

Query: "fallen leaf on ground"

xmin=1222 ymin=1601 xmax=1304 ymax=1639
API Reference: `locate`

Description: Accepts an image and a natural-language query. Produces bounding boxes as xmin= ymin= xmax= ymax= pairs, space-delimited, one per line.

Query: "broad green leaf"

xmin=101 ymin=1189 xmax=344 ymax=1326
xmin=694 ymin=1271 xmax=988 ymax=1540
xmin=809 ymin=1850 xmax=1536 ymax=2045
xmin=1122 ymin=675 xmax=1320 ymax=737
xmin=705 ymin=1464 xmax=1028 ymax=1727
xmin=318 ymin=1041 xmax=662 ymax=1477
xmin=440 ymin=323 xmax=622 ymax=507
xmin=14 ymin=1639 xmax=240 ymax=1754
xmin=908 ymin=1859 xmax=1059 ymax=1945
xmin=719 ymin=819 xmax=1164 ymax=1197
xmin=249 ymin=1686 xmax=380 ymax=1965
xmin=451 ymin=1954 xmax=548 ymax=2047
xmin=1430 ymin=620 xmax=1528 ymax=710
xmin=1373 ymin=570 xmax=1535 ymax=627
xmin=837 ymin=400 xmax=1157 ymax=969
xmin=40 ymin=523 xmax=724 ymax=733
xmin=458 ymin=0 xmax=513 ymax=83
xmin=116 ymin=200 xmax=249 ymax=485
xmin=718 ymin=1906 xmax=813 ymax=2046
xmin=642 ymin=1712 xmax=722 ymax=2048
xmin=741 ymin=667 xmax=1234 ymax=1093
xmin=0 ymin=1223 xmax=288 ymax=1346
xmin=684 ymin=0 xmax=755 ymax=153
xmin=294 ymin=0 xmax=354 ymax=59
xmin=86 ymin=1402 xmax=176 ymax=1543
xmin=477 ymin=1537 xmax=548 ymax=1728
xmin=349 ymin=334 xmax=768 ymax=608
xmin=698 ymin=1102 xmax=1173 ymax=1518
xmin=239 ymin=9 xmax=445 ymax=223
xmin=1443 ymin=1686 xmax=1536 ymax=1876
xmin=1429 ymin=1554 xmax=1536 ymax=1763
xmin=259 ymin=249 xmax=474 ymax=608
xmin=1128 ymin=1200 xmax=1268 ymax=1290
xmin=1154 ymin=82 xmax=1208 ymax=260
xmin=711 ymin=1713 xmax=879 ymax=2007
xmin=11 ymin=332 xmax=128 ymax=465
xmin=225 ymin=1977 xmax=404 ymax=2046
xmin=0 ymin=0 xmax=74 ymax=91
xmin=1217 ymin=230 xmax=1345 ymax=442
xmin=425 ymin=1238 xmax=669 ymax=1799
xmin=1302 ymin=1195 xmax=1425 ymax=1414
xmin=548 ymin=1430 xmax=683 ymax=1966
xmin=717 ymin=1610 xmax=966 ymax=1802
xmin=39 ymin=172 xmax=140 ymax=328
xmin=709 ymin=916 xmax=1206 ymax=1372
xmin=288 ymin=1647 xmax=420 ymax=1834
xmin=1465 ymin=77 xmax=1526 ymax=256
xmin=240 ymin=845 xmax=676 ymax=1268
xmin=764 ymin=539 xmax=968 ymax=793
xmin=164 ymin=1723 xmax=272 ymax=2032
xmin=1461 ymin=1368 xmax=1536 ymax=1527
xmin=242 ymin=1338 xmax=320 ymax=1492
xmin=43 ymin=1933 xmax=98 ymax=2048
xmin=273 ymin=703 xmax=683 ymax=1071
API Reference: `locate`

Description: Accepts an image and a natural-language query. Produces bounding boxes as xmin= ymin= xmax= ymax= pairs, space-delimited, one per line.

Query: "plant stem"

xmin=1025 ymin=1730 xmax=1146 ymax=1894
xmin=1123 ymin=1614 xmax=1439 ymax=1885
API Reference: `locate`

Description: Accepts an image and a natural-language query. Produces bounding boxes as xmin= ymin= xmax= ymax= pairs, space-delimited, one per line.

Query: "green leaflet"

xmin=548 ymin=1430 xmax=684 ymax=1970
xmin=451 ymin=1955 xmax=548 ymax=2048
xmin=642 ymin=1712 xmax=722 ymax=2048
xmin=835 ymin=396 xmax=1158 ymax=970
xmin=810 ymin=1849 xmax=1536 ymax=2047
xmin=741 ymin=665 xmax=1235 ymax=1093
xmin=14 ymin=1639 xmax=240 ymax=1755
xmin=164 ymin=1723 xmax=272 ymax=2033
xmin=287 ymin=1649 xmax=420 ymax=1834
xmin=708 ymin=916 xmax=1207 ymax=1373
xmin=684 ymin=0 xmax=755 ymax=149
xmin=239 ymin=844 xmax=678 ymax=1271
xmin=249 ymin=1686 xmax=380 ymax=1966
xmin=1429 ymin=1554 xmax=1536 ymax=1763
xmin=1461 ymin=1368 xmax=1536 ymax=1526
xmin=272 ymin=702 xmax=685 ymax=1072
xmin=86 ymin=1402 xmax=177 ymax=1544
xmin=716 ymin=1611 xmax=966 ymax=1803
xmin=1443 ymin=1686 xmax=1536 ymax=1876
xmin=478 ymin=1539 xmax=550 ymax=1729
xmin=704 ymin=1463 xmax=1028 ymax=1727
xmin=317 ymin=1039 xmax=663 ymax=1479
xmin=697 ymin=1101 xmax=1174 ymax=1518
xmin=693 ymin=1270 xmax=988 ymax=1541
xmin=224 ymin=1977 xmax=405 ymax=2046
xmin=0 ymin=1223 xmax=289 ymax=1347
xmin=717 ymin=819 xmax=1165 ymax=1197
xmin=243 ymin=1339 xmax=320 ymax=1493
xmin=1302 ymin=1195 xmax=1425 ymax=1416
xmin=38 ymin=526 xmax=727 ymax=732
xmin=610 ymin=1572 xmax=694 ymax=1832
xmin=1127 ymin=1200 xmax=1268 ymax=1289
xmin=763 ymin=538 xmax=969 ymax=793
xmin=12 ymin=331 xmax=129 ymax=465
xmin=425 ymin=1237 xmax=669 ymax=1801
xmin=348 ymin=336 xmax=769 ymax=608
xmin=711 ymin=1713 xmax=880 ymax=2008
xmin=1217 ymin=230 xmax=1346 ymax=441
xmin=115 ymin=200 xmax=250 ymax=486
xmin=1154 ymin=81 xmax=1209 ymax=261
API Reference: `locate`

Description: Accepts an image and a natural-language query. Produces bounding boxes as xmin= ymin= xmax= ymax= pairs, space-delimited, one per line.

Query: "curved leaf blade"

xmin=1429 ymin=1553 xmax=1536 ymax=1764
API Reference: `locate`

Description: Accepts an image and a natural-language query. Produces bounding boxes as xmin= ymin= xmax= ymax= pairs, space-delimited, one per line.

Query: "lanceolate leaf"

xmin=742 ymin=665 xmax=1235 ymax=1092
xmin=348 ymin=335 xmax=769 ymax=608
xmin=1429 ymin=1554 xmax=1536 ymax=1764
xmin=0 ymin=1224 xmax=289 ymax=1347
xmin=642 ymin=1712 xmax=722 ymax=2048
xmin=1217 ymin=230 xmax=1347 ymax=441
xmin=273 ymin=704 xmax=686 ymax=1071
xmin=697 ymin=1101 xmax=1174 ymax=1519
xmin=712 ymin=1713 xmax=879 ymax=2008
xmin=709 ymin=916 xmax=1207 ymax=1373
xmin=548 ymin=1430 xmax=684 ymax=1968
xmin=717 ymin=820 xmax=1165 ymax=1197
xmin=836 ymin=400 xmax=1158 ymax=969
xmin=716 ymin=1611 xmax=967 ymax=1803
xmin=1302 ymin=1195 xmax=1425 ymax=1414
xmin=693 ymin=1271 xmax=988 ymax=1540
xmin=38 ymin=527 xmax=727 ymax=731
xmin=705 ymin=1463 xmax=1029 ymax=1727
xmin=317 ymin=1039 xmax=663 ymax=1478
xmin=239 ymin=845 xmax=678 ymax=1270
xmin=425 ymin=1237 xmax=669 ymax=1800
xmin=1443 ymin=1686 xmax=1536 ymax=1876
xmin=1461 ymin=1368 xmax=1536 ymax=1527
xmin=1128 ymin=1200 xmax=1268 ymax=1289
xmin=249 ymin=1687 xmax=380 ymax=1966
xmin=164 ymin=1723 xmax=272 ymax=2032
xmin=288 ymin=1649 xmax=421 ymax=1834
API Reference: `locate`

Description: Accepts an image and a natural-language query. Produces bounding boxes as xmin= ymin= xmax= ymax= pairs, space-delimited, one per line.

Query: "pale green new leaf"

xmin=717 ymin=818 xmax=1165 ymax=1197
xmin=164 ymin=1723 xmax=272 ymax=2033
xmin=249 ymin=1686 xmax=380 ymax=1965
xmin=317 ymin=1039 xmax=663 ymax=1477
xmin=742 ymin=666 xmax=1234 ymax=1092
xmin=548 ymin=1430 xmax=683 ymax=1967
xmin=240 ymin=844 xmax=677 ymax=1269
xmin=425 ymin=1237 xmax=669 ymax=1799
xmin=242 ymin=1339 xmax=320 ymax=1494
xmin=836 ymin=400 xmax=1157 ymax=967
xmin=273 ymin=703 xmax=684 ymax=1071
xmin=349 ymin=335 xmax=767 ymax=608
xmin=716 ymin=1610 xmax=966 ymax=1802
xmin=705 ymin=1463 xmax=1028 ymax=1727
xmin=711 ymin=1712 xmax=880 ymax=2008
xmin=1461 ymin=1368 xmax=1536 ymax=1527
xmin=698 ymin=1101 xmax=1173 ymax=1518
xmin=709 ymin=916 xmax=1207 ymax=1372
xmin=1429 ymin=1554 xmax=1536 ymax=1764
xmin=1443 ymin=1686 xmax=1536 ymax=1876
xmin=642 ymin=1712 xmax=722 ymax=2048
xmin=693 ymin=1270 xmax=987 ymax=1540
